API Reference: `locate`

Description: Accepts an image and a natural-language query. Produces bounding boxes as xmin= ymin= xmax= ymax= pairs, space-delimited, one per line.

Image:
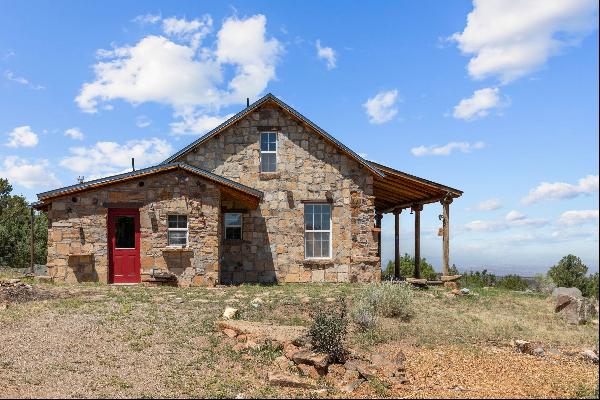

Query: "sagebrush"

xmin=309 ymin=299 xmax=348 ymax=362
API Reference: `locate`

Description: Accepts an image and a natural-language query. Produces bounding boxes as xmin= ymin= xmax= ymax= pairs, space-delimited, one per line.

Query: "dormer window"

xmin=260 ymin=132 xmax=277 ymax=172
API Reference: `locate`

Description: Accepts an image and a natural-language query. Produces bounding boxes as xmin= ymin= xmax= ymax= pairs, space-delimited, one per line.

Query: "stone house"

xmin=34 ymin=94 xmax=462 ymax=286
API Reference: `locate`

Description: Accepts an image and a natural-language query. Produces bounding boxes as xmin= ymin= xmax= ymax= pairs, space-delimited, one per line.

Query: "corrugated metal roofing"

xmin=36 ymin=162 xmax=263 ymax=202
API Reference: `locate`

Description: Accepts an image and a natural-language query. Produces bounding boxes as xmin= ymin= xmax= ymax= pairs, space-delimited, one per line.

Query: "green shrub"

xmin=383 ymin=254 xmax=438 ymax=280
xmin=496 ymin=274 xmax=529 ymax=291
xmin=309 ymin=299 xmax=348 ymax=362
xmin=532 ymin=273 xmax=556 ymax=294
xmin=548 ymin=255 xmax=589 ymax=290
xmin=350 ymin=298 xmax=378 ymax=332
xmin=585 ymin=272 xmax=599 ymax=299
xmin=460 ymin=269 xmax=497 ymax=288
xmin=352 ymin=282 xmax=413 ymax=324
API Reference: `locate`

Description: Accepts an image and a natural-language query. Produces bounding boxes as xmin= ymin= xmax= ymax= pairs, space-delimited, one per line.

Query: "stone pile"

xmin=216 ymin=316 xmax=408 ymax=393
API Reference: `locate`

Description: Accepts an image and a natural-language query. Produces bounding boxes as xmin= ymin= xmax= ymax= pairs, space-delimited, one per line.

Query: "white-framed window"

xmin=167 ymin=215 xmax=188 ymax=247
xmin=260 ymin=132 xmax=277 ymax=172
xmin=224 ymin=212 xmax=242 ymax=240
xmin=304 ymin=203 xmax=331 ymax=259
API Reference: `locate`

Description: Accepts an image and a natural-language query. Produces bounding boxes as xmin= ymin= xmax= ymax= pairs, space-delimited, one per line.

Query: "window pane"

xmin=260 ymin=135 xmax=269 ymax=151
xmin=322 ymin=208 xmax=330 ymax=230
xmin=314 ymin=211 xmax=322 ymax=230
xmin=168 ymin=230 xmax=187 ymax=246
xmin=115 ymin=216 xmax=135 ymax=248
xmin=225 ymin=213 xmax=241 ymax=227
xmin=168 ymin=215 xmax=178 ymax=228
xmin=225 ymin=227 xmax=242 ymax=240
xmin=261 ymin=153 xmax=276 ymax=172
xmin=321 ymin=233 xmax=330 ymax=257
xmin=304 ymin=209 xmax=313 ymax=230
xmin=168 ymin=215 xmax=187 ymax=228
xmin=305 ymin=234 xmax=314 ymax=258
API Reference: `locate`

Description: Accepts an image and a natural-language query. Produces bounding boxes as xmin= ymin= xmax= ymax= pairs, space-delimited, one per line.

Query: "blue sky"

xmin=1 ymin=1 xmax=598 ymax=275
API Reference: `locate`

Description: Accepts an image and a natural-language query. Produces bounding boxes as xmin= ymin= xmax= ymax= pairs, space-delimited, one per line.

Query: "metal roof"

xmin=36 ymin=162 xmax=263 ymax=202
xmin=162 ymin=93 xmax=385 ymax=177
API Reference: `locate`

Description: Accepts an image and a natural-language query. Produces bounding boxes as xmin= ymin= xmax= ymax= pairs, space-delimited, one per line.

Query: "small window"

xmin=167 ymin=215 xmax=188 ymax=247
xmin=224 ymin=213 xmax=242 ymax=240
xmin=304 ymin=204 xmax=331 ymax=259
xmin=115 ymin=216 xmax=135 ymax=249
xmin=260 ymin=132 xmax=277 ymax=172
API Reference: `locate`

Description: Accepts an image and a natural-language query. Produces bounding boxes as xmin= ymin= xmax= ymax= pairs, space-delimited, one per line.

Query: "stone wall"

xmin=179 ymin=104 xmax=380 ymax=283
xmin=46 ymin=171 xmax=221 ymax=285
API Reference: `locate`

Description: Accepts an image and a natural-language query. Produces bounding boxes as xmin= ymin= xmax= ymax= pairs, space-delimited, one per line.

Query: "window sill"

xmin=161 ymin=247 xmax=193 ymax=252
xmin=302 ymin=259 xmax=335 ymax=267
xmin=259 ymin=172 xmax=280 ymax=180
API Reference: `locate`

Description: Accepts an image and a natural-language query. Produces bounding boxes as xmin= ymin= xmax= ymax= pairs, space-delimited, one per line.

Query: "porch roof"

xmin=369 ymin=161 xmax=463 ymax=213
xmin=34 ymin=162 xmax=263 ymax=209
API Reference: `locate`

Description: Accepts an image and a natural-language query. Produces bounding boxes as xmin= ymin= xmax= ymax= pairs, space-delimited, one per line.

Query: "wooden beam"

xmin=382 ymin=195 xmax=450 ymax=214
xmin=441 ymin=197 xmax=453 ymax=276
xmin=394 ymin=210 xmax=401 ymax=279
xmin=413 ymin=204 xmax=423 ymax=279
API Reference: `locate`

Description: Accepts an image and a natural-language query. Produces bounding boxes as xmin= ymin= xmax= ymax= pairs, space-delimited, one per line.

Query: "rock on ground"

xmin=554 ymin=294 xmax=597 ymax=325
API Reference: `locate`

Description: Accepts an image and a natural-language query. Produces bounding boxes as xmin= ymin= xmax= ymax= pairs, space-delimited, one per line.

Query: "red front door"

xmin=108 ymin=209 xmax=141 ymax=284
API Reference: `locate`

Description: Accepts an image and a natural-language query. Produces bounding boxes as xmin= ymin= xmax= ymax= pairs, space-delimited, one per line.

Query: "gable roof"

xmin=34 ymin=162 xmax=263 ymax=207
xmin=162 ymin=93 xmax=385 ymax=177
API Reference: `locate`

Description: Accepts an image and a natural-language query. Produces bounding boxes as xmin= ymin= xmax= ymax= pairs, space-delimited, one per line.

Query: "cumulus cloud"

xmin=473 ymin=198 xmax=502 ymax=211
xmin=132 ymin=14 xmax=161 ymax=25
xmin=411 ymin=141 xmax=485 ymax=157
xmin=522 ymin=175 xmax=599 ymax=204
xmin=5 ymin=125 xmax=39 ymax=148
xmin=135 ymin=115 xmax=152 ymax=128
xmin=363 ymin=90 xmax=399 ymax=124
xmin=60 ymin=138 xmax=173 ymax=179
xmin=170 ymin=112 xmax=234 ymax=136
xmin=453 ymin=87 xmax=507 ymax=120
xmin=0 ymin=156 xmax=60 ymax=189
xmin=76 ymin=14 xmax=282 ymax=135
xmin=450 ymin=0 xmax=599 ymax=83
xmin=316 ymin=40 xmax=336 ymax=70
xmin=557 ymin=209 xmax=599 ymax=226
xmin=64 ymin=127 xmax=84 ymax=140
xmin=465 ymin=211 xmax=548 ymax=231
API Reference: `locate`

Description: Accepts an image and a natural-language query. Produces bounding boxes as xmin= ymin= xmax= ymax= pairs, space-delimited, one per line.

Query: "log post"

xmin=412 ymin=204 xmax=423 ymax=279
xmin=30 ymin=206 xmax=35 ymax=275
xmin=441 ymin=197 xmax=453 ymax=276
xmin=394 ymin=209 xmax=401 ymax=279
xmin=375 ymin=212 xmax=383 ymax=259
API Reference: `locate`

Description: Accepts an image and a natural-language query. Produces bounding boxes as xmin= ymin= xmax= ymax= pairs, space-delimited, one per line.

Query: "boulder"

xmin=297 ymin=364 xmax=321 ymax=379
xmin=222 ymin=307 xmax=239 ymax=320
xmin=292 ymin=350 xmax=330 ymax=370
xmin=552 ymin=287 xmax=582 ymax=299
xmin=514 ymin=340 xmax=534 ymax=354
xmin=441 ymin=275 xmax=462 ymax=282
xmin=267 ymin=372 xmax=314 ymax=389
xmin=554 ymin=294 xmax=597 ymax=325
xmin=580 ymin=349 xmax=599 ymax=364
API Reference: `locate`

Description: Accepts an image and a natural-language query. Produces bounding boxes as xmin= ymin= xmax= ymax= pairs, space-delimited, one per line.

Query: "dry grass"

xmin=0 ymin=279 xmax=598 ymax=399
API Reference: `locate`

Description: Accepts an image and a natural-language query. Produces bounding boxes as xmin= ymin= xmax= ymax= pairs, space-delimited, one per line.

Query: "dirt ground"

xmin=0 ymin=279 xmax=598 ymax=399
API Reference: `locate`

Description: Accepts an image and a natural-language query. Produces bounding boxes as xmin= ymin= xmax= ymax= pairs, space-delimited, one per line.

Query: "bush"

xmin=309 ymin=299 xmax=348 ymax=362
xmin=532 ymin=273 xmax=556 ymax=294
xmin=460 ymin=269 xmax=497 ymax=288
xmin=585 ymin=272 xmax=599 ymax=299
xmin=548 ymin=255 xmax=589 ymax=290
xmin=351 ymin=282 xmax=413 ymax=326
xmin=496 ymin=274 xmax=529 ymax=291
xmin=383 ymin=254 xmax=438 ymax=281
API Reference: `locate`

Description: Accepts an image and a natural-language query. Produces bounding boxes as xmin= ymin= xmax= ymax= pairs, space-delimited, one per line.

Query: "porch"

xmin=369 ymin=161 xmax=463 ymax=280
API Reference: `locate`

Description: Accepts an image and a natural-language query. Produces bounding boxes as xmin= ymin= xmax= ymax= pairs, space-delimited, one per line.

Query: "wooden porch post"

xmin=441 ymin=197 xmax=453 ymax=276
xmin=394 ymin=209 xmax=401 ymax=279
xmin=375 ymin=212 xmax=383 ymax=259
xmin=412 ymin=204 xmax=423 ymax=279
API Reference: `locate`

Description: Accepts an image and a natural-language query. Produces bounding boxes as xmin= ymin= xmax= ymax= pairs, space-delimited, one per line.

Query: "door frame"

xmin=107 ymin=208 xmax=141 ymax=284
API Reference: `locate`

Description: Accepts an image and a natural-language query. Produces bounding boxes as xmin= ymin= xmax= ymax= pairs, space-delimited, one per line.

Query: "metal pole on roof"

xmin=132 ymin=158 xmax=135 ymax=171
xmin=246 ymin=97 xmax=250 ymax=107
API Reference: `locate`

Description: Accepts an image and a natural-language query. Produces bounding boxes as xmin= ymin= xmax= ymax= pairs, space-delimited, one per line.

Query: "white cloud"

xmin=60 ymin=138 xmax=173 ymax=179
xmin=0 ymin=156 xmax=60 ymax=189
xmin=316 ymin=40 xmax=336 ymax=70
xmin=505 ymin=210 xmax=526 ymax=221
xmin=5 ymin=125 xmax=39 ymax=148
xmin=558 ymin=209 xmax=599 ymax=225
xmin=64 ymin=127 xmax=84 ymax=140
xmin=76 ymin=14 xmax=282 ymax=134
xmin=363 ymin=90 xmax=399 ymax=124
xmin=411 ymin=141 xmax=485 ymax=156
xmin=453 ymin=87 xmax=506 ymax=120
xmin=3 ymin=70 xmax=45 ymax=90
xmin=451 ymin=0 xmax=598 ymax=83
xmin=465 ymin=211 xmax=548 ymax=231
xmin=473 ymin=198 xmax=502 ymax=211
xmin=170 ymin=112 xmax=234 ymax=136
xmin=522 ymin=175 xmax=599 ymax=204
xmin=132 ymin=14 xmax=161 ymax=25
xmin=135 ymin=115 xmax=152 ymax=128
